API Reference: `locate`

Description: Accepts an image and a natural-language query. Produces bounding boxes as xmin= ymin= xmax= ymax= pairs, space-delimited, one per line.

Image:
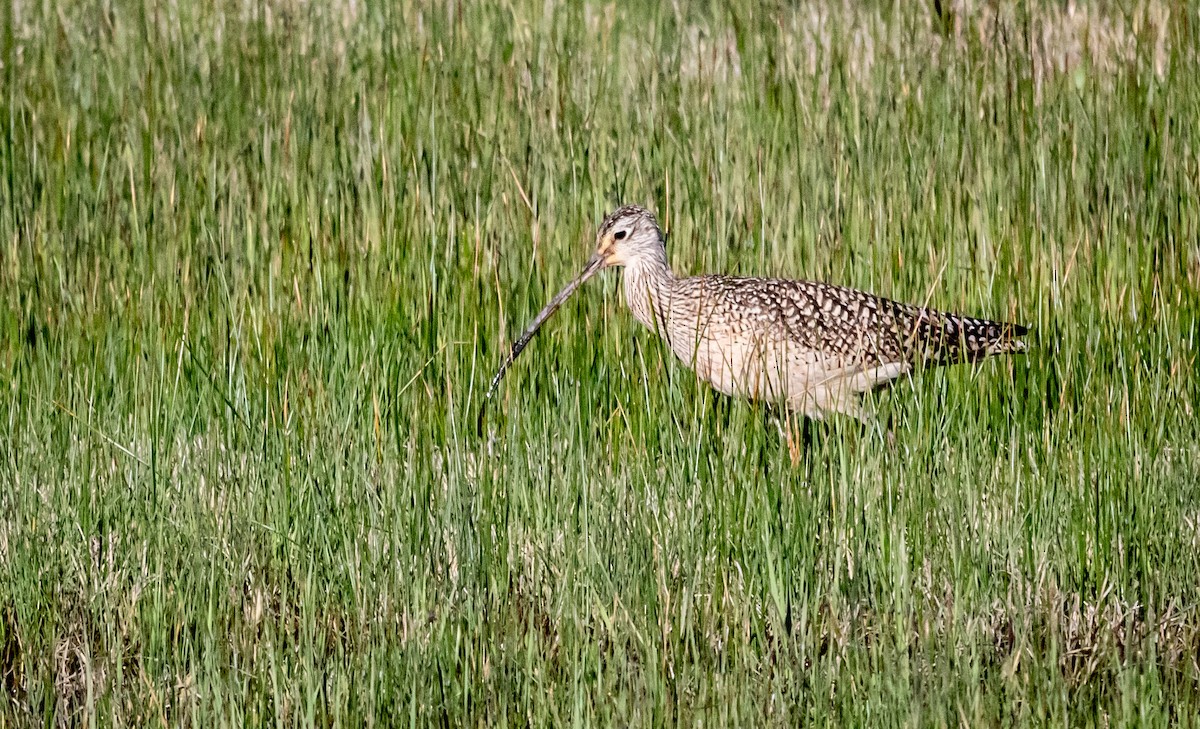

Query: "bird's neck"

xmin=622 ymin=254 xmax=675 ymax=335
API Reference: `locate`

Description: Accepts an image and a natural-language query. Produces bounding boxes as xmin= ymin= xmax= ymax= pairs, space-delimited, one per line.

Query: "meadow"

xmin=2 ymin=0 xmax=1199 ymax=725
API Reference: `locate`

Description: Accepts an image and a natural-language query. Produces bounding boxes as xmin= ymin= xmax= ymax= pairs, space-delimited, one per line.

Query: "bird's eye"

xmin=614 ymin=230 xmax=627 ymax=240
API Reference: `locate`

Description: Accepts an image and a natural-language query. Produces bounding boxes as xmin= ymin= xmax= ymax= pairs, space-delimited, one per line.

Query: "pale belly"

xmin=667 ymin=331 xmax=846 ymax=408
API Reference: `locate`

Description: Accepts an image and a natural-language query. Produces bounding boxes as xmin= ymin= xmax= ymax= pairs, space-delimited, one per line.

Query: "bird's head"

xmin=477 ymin=204 xmax=668 ymax=429
xmin=592 ymin=205 xmax=666 ymax=269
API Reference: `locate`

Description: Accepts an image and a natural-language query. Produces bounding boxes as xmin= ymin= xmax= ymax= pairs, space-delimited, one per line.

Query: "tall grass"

xmin=2 ymin=0 xmax=1199 ymax=725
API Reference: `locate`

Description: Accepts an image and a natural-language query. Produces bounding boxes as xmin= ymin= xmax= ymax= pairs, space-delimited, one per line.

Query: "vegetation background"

xmin=2 ymin=0 xmax=1199 ymax=725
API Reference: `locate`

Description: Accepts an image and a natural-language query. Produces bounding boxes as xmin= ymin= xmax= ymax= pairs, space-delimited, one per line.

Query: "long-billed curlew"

xmin=480 ymin=205 xmax=1028 ymax=443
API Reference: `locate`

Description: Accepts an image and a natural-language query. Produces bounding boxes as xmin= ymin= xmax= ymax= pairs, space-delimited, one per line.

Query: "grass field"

xmin=3 ymin=0 xmax=1200 ymax=725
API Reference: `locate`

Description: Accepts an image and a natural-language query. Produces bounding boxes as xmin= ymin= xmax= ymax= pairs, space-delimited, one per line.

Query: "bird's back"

xmin=669 ymin=274 xmax=1027 ymax=367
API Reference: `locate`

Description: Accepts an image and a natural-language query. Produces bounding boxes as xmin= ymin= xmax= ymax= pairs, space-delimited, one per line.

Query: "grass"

xmin=2 ymin=0 xmax=1199 ymax=725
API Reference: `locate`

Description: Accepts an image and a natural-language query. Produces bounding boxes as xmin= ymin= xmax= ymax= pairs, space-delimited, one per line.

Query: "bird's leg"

xmin=859 ymin=397 xmax=896 ymax=447
xmin=781 ymin=411 xmax=811 ymax=466
xmin=845 ymin=394 xmax=897 ymax=446
xmin=787 ymin=420 xmax=802 ymax=466
xmin=771 ymin=413 xmax=791 ymax=462
xmin=880 ymin=408 xmax=898 ymax=450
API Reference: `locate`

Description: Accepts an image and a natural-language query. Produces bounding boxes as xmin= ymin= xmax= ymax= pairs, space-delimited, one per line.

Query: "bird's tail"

xmin=905 ymin=308 xmax=1030 ymax=364
xmin=945 ymin=314 xmax=1029 ymax=360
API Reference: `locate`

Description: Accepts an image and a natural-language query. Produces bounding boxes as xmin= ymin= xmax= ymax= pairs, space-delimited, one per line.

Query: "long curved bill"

xmin=477 ymin=253 xmax=606 ymax=434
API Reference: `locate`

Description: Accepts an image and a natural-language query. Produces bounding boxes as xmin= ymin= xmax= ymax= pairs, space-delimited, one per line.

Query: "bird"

xmin=480 ymin=205 xmax=1028 ymax=446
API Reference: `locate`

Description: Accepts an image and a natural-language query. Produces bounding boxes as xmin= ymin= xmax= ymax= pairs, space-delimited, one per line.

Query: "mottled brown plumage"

xmin=481 ymin=205 xmax=1028 ymax=430
xmin=664 ymin=274 xmax=1027 ymax=367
